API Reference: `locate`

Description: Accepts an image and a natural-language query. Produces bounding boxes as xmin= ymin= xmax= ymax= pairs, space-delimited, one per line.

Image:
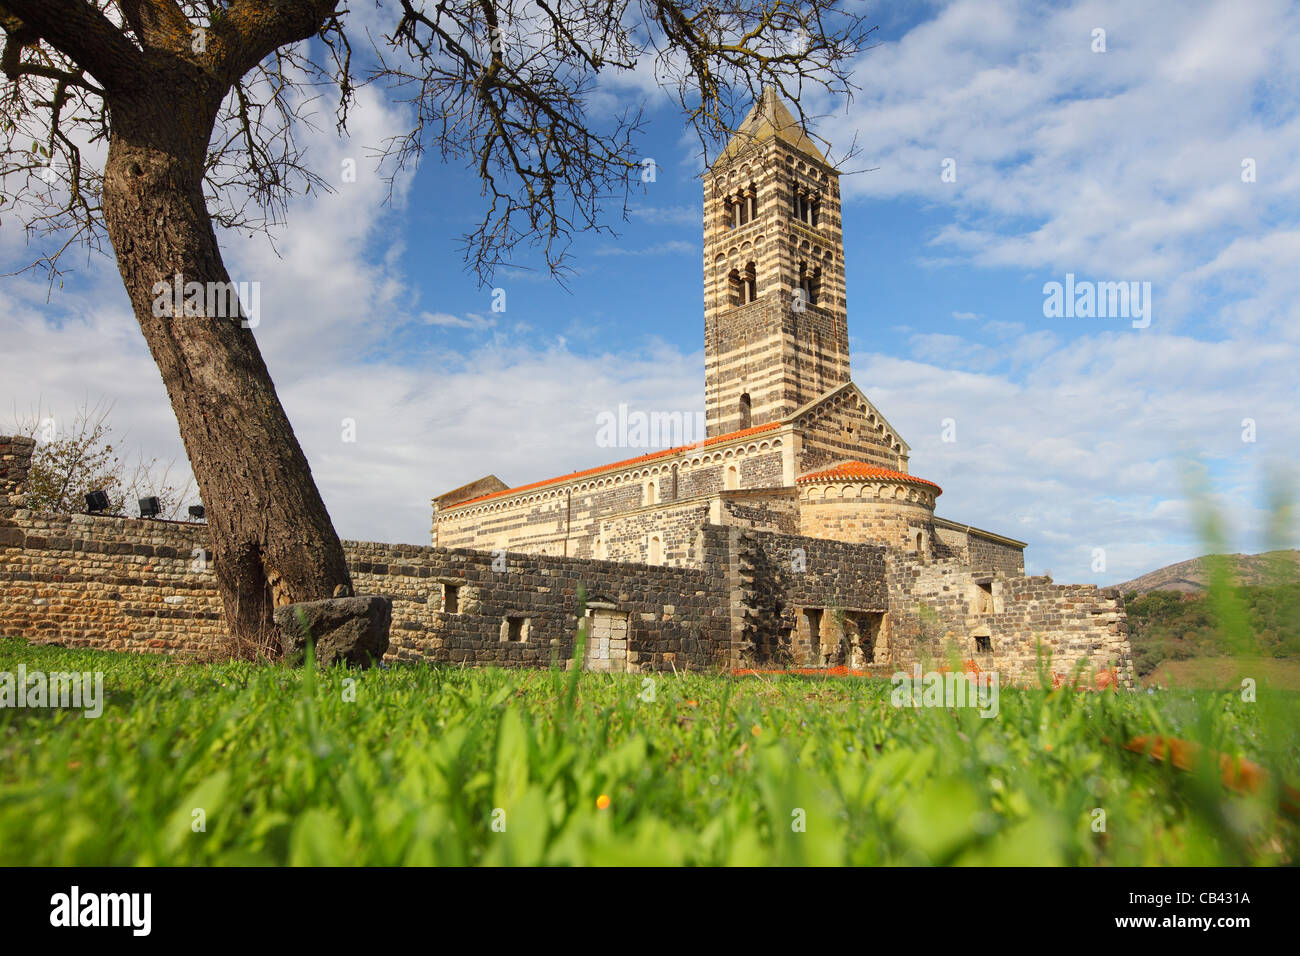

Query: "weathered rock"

xmin=275 ymin=595 xmax=392 ymax=667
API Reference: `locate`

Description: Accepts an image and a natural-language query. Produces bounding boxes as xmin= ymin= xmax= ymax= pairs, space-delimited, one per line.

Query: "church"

xmin=424 ymin=90 xmax=1132 ymax=679
xmin=433 ymin=89 xmax=1024 ymax=576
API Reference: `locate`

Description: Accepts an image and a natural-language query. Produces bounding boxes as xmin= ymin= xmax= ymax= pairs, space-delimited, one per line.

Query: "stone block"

xmin=276 ymin=595 xmax=392 ymax=668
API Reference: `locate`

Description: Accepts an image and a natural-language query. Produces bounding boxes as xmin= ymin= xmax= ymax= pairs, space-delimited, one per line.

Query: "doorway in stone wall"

xmin=801 ymin=608 xmax=825 ymax=665
xmin=842 ymin=612 xmax=885 ymax=668
xmin=583 ymin=605 xmax=630 ymax=672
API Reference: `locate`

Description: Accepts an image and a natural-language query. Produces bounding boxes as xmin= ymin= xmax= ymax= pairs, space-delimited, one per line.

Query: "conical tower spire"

xmin=720 ymin=86 xmax=827 ymax=163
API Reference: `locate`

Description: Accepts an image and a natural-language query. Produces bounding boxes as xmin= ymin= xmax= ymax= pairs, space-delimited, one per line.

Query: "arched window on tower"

xmin=743 ymin=262 xmax=757 ymax=303
xmin=798 ymin=262 xmax=821 ymax=307
xmin=734 ymin=190 xmax=752 ymax=227
xmin=727 ymin=268 xmax=742 ymax=307
xmin=793 ymin=188 xmax=818 ymax=226
xmin=738 ymin=392 xmax=752 ymax=430
xmin=746 ymin=183 xmax=758 ymax=222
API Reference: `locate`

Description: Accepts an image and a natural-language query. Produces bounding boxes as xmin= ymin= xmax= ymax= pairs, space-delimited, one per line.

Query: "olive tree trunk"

xmin=100 ymin=80 xmax=352 ymax=657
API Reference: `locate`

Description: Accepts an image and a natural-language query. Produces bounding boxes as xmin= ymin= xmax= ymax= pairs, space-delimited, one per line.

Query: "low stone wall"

xmin=348 ymin=532 xmax=732 ymax=670
xmin=0 ymin=509 xmax=224 ymax=656
xmin=0 ymin=504 xmax=733 ymax=670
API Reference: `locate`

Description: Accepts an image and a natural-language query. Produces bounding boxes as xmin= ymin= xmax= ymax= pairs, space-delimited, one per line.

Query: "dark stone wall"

xmin=968 ymin=531 xmax=1027 ymax=575
xmin=349 ymin=531 xmax=733 ymax=671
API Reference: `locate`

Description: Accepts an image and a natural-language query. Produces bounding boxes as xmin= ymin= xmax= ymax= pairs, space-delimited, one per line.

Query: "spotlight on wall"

xmin=138 ymin=496 xmax=161 ymax=519
xmin=85 ymin=489 xmax=110 ymax=514
xmin=188 ymin=504 xmax=206 ymax=521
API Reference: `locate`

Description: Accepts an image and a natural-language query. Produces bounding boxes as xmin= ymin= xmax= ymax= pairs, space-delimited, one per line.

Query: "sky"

xmin=2 ymin=0 xmax=1298 ymax=585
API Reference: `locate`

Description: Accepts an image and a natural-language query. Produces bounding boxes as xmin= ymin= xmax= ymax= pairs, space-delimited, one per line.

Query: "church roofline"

xmin=433 ymin=474 xmax=509 ymax=508
xmin=789 ymin=381 xmax=913 ymax=456
xmin=440 ymin=421 xmax=785 ymax=512
xmin=932 ymin=516 xmax=1028 ymax=550
xmin=797 ymin=461 xmax=941 ymax=493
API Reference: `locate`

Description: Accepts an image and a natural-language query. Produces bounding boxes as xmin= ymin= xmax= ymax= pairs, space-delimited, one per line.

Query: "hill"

xmin=1114 ymin=549 xmax=1300 ymax=596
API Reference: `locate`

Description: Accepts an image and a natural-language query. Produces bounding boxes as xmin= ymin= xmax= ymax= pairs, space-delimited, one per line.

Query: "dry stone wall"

xmin=884 ymin=551 xmax=1132 ymax=685
xmin=0 ymin=503 xmax=733 ymax=670
xmin=348 ymin=534 xmax=733 ymax=671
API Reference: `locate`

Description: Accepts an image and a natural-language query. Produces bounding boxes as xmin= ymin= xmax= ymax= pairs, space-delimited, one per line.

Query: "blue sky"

xmin=3 ymin=0 xmax=1298 ymax=584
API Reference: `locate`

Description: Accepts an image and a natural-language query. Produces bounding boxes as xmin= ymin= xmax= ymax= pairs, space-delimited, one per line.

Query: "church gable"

xmin=791 ymin=382 xmax=909 ymax=475
xmin=434 ymin=475 xmax=509 ymax=511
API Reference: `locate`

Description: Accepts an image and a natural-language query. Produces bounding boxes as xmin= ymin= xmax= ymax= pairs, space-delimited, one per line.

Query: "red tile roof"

xmin=797 ymin=461 xmax=942 ymax=492
xmin=442 ymin=421 xmax=784 ymax=511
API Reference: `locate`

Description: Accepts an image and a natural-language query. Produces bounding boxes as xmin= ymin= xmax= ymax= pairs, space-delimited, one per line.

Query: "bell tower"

xmin=702 ymin=88 xmax=851 ymax=437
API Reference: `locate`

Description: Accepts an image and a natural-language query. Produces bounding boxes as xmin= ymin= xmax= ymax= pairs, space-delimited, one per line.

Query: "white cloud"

xmin=628 ymin=204 xmax=700 ymax=226
xmin=593 ymin=239 xmax=697 ymax=256
xmin=826 ymin=0 xmax=1300 ymax=336
xmin=421 ymin=311 xmax=494 ymax=329
xmin=862 ymin=324 xmax=1299 ymax=582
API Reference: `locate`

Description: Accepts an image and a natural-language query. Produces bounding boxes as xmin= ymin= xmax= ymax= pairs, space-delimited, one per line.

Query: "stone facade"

xmin=434 ymin=422 xmax=795 ymax=562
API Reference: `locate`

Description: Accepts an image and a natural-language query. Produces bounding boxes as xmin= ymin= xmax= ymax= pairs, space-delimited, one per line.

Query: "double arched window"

xmin=797 ymin=261 xmax=821 ymax=307
xmin=727 ymin=262 xmax=758 ymax=307
xmin=793 ymin=188 xmax=819 ymax=227
xmin=725 ymin=183 xmax=759 ymax=229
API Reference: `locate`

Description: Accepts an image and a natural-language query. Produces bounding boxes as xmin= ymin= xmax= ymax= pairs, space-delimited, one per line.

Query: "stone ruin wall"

xmin=884 ymin=550 xmax=1133 ymax=686
xmin=348 ymin=535 xmax=733 ymax=671
xmin=932 ymin=521 xmax=1026 ymax=576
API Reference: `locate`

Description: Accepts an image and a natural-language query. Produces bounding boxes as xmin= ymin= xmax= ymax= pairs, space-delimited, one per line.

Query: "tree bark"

xmin=100 ymin=77 xmax=352 ymax=657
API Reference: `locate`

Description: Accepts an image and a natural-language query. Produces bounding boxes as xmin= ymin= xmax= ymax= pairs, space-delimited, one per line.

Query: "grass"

xmin=1145 ymin=656 xmax=1300 ymax=691
xmin=1 ymin=636 xmax=1296 ymax=865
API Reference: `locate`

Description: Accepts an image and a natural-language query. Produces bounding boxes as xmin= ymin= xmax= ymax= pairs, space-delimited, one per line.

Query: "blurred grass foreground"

xmin=0 ymin=631 xmax=1295 ymax=866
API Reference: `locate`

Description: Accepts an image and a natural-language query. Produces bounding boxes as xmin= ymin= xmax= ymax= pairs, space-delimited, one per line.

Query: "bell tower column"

xmin=703 ymin=88 xmax=851 ymax=438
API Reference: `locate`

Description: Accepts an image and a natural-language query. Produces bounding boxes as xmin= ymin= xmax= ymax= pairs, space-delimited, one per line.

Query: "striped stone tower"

xmin=702 ymin=88 xmax=851 ymax=438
